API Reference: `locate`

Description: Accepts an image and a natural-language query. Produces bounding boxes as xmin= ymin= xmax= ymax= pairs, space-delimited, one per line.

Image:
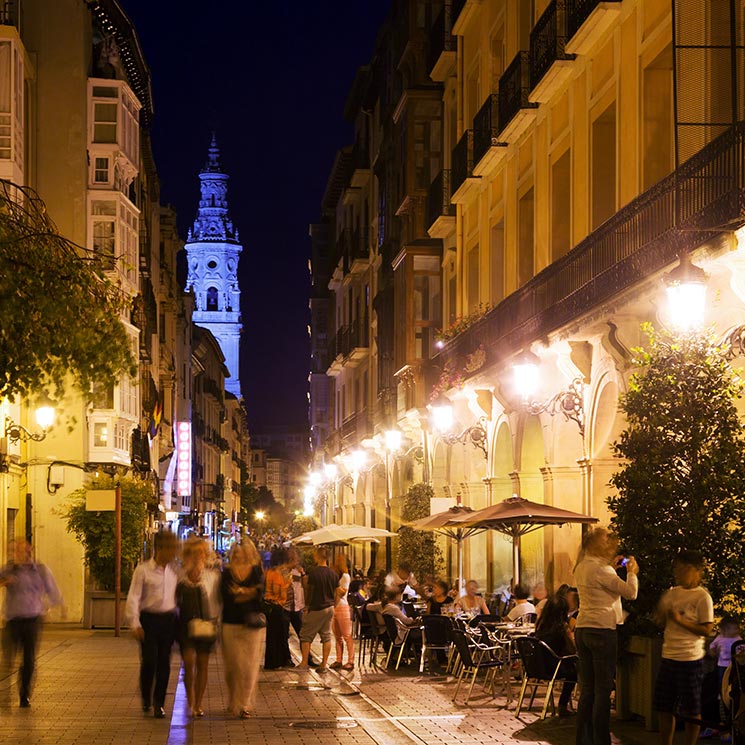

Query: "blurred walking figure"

xmin=0 ymin=539 xmax=62 ymax=708
xmin=175 ymin=538 xmax=219 ymax=718
xmin=126 ymin=530 xmax=179 ymax=719
xmin=220 ymin=540 xmax=265 ymax=718
xmin=330 ymin=554 xmax=354 ymax=670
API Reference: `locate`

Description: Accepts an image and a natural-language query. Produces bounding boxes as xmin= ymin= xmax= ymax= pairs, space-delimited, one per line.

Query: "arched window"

xmin=206 ymin=286 xmax=219 ymax=311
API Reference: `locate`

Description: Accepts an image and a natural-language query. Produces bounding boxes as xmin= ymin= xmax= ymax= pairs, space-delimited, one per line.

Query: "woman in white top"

xmin=330 ymin=554 xmax=354 ymax=670
xmin=574 ymin=527 xmax=639 ymax=745
xmin=456 ymin=580 xmax=490 ymax=615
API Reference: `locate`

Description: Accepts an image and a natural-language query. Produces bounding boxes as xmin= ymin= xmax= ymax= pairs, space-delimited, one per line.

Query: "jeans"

xmin=575 ymin=627 xmax=618 ymax=745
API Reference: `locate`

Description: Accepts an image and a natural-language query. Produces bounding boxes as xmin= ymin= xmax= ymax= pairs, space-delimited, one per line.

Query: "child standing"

xmin=653 ymin=550 xmax=715 ymax=745
xmin=703 ymin=617 xmax=742 ymax=739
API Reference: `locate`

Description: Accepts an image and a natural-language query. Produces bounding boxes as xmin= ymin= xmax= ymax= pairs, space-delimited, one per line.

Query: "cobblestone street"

xmin=0 ymin=625 xmax=661 ymax=745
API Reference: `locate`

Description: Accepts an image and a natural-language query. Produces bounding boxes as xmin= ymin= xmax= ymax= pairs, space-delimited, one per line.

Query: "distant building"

xmin=185 ymin=135 xmax=243 ymax=398
xmin=265 ymin=457 xmax=305 ymax=512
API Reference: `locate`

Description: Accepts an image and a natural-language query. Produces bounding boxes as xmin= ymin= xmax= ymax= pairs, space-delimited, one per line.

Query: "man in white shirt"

xmin=574 ymin=528 xmax=639 ymax=745
xmin=126 ymin=531 xmax=178 ymax=718
xmin=384 ymin=563 xmax=419 ymax=599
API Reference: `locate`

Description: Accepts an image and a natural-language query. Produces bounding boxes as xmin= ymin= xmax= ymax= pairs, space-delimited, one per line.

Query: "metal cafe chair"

xmin=419 ymin=614 xmax=453 ymax=673
xmin=355 ymin=604 xmax=385 ymax=666
xmin=513 ymin=636 xmax=578 ymax=720
xmin=451 ymin=627 xmax=506 ymax=705
xmin=383 ymin=614 xmax=414 ymax=670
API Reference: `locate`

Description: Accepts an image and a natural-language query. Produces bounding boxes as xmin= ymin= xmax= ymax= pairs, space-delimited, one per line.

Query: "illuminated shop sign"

xmin=176 ymin=421 xmax=192 ymax=497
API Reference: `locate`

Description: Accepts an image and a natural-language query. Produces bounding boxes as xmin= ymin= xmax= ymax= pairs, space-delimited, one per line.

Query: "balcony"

xmin=451 ymin=130 xmax=480 ymax=204
xmin=498 ymin=52 xmax=538 ymax=142
xmin=426 ymin=169 xmax=456 ymax=239
xmin=327 ymin=321 xmax=370 ymax=375
xmin=528 ymin=0 xmax=575 ymax=104
xmin=565 ymin=0 xmax=622 ymax=56
xmin=428 ymin=5 xmax=457 ymax=82
xmin=434 ymin=122 xmax=745 ymax=374
xmin=452 ymin=0 xmax=481 ymax=36
xmin=340 ymin=410 xmax=370 ymax=448
xmin=473 ymin=94 xmax=508 ymax=177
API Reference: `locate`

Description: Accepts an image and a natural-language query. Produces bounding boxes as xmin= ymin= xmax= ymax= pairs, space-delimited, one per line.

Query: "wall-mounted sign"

xmin=176 ymin=421 xmax=192 ymax=497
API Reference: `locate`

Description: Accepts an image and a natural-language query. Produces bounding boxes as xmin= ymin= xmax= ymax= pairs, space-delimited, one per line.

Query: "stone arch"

xmin=206 ymin=286 xmax=219 ymax=311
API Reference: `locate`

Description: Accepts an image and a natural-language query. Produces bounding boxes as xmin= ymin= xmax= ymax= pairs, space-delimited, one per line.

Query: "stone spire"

xmin=187 ymin=134 xmax=239 ymax=243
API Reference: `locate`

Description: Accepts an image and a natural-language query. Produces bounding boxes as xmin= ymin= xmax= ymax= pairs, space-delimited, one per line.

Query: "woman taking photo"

xmin=220 ymin=540 xmax=265 ymax=718
xmin=574 ymin=527 xmax=639 ymax=745
xmin=175 ymin=538 xmax=219 ymax=718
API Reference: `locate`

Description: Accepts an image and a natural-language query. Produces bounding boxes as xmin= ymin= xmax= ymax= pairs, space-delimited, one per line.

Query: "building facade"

xmin=309 ymin=0 xmax=745 ymax=590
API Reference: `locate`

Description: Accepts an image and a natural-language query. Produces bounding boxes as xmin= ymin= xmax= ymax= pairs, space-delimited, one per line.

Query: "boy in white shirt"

xmin=653 ymin=550 xmax=714 ymax=745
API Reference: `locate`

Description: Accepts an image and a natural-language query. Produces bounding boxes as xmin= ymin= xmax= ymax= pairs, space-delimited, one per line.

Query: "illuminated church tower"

xmin=185 ymin=134 xmax=243 ymax=397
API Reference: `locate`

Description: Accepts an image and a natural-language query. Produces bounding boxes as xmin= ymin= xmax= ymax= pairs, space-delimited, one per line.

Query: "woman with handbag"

xmin=220 ymin=540 xmax=265 ymax=718
xmin=175 ymin=538 xmax=219 ymax=718
xmin=264 ymin=546 xmax=293 ymax=669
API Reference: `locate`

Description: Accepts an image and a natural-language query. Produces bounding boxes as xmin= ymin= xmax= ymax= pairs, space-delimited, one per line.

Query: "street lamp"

xmin=664 ymin=253 xmax=708 ymax=332
xmin=427 ymin=402 xmax=488 ymax=459
xmin=255 ymin=510 xmax=265 ymax=534
xmin=4 ymin=404 xmax=56 ymax=444
xmin=512 ymin=359 xmax=585 ymax=439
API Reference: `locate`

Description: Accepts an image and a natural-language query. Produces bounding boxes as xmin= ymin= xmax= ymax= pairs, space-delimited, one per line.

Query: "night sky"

xmin=120 ymin=1 xmax=391 ymax=431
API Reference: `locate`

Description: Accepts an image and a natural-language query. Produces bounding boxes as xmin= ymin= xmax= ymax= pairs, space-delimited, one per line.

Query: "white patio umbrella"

xmin=291 ymin=523 xmax=398 ymax=546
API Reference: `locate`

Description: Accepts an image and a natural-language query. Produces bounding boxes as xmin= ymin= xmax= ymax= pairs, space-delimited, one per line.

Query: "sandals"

xmin=342 ymin=662 xmax=355 ymax=670
xmin=329 ymin=661 xmax=343 ymax=669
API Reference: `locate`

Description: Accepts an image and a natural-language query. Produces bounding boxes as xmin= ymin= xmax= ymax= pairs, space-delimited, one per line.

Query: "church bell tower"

xmin=185 ymin=134 xmax=243 ymax=398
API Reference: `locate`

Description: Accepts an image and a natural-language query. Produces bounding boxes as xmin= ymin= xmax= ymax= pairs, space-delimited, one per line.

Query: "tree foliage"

xmin=239 ymin=482 xmax=288 ymax=529
xmin=0 ymin=180 xmax=136 ymax=401
xmin=608 ymin=326 xmax=745 ymax=625
xmin=59 ymin=475 xmax=152 ymax=592
xmin=397 ymin=482 xmax=444 ymax=581
xmin=288 ymin=514 xmax=318 ymax=538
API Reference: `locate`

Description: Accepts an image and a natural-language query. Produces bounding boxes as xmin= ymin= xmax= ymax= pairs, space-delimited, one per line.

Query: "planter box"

xmin=616 ymin=634 xmax=662 ymax=731
xmin=83 ymin=590 xmax=129 ymax=629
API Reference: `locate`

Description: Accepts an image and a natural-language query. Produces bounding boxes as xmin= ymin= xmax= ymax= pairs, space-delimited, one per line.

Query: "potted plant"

xmin=59 ymin=474 xmax=152 ymax=628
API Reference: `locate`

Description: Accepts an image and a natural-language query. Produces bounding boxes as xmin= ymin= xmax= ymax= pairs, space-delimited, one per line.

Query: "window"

xmin=642 ymin=47 xmax=673 ymax=189
xmin=206 ymin=287 xmax=218 ymax=311
xmin=94 ymin=157 xmax=109 ymax=183
xmin=92 ymin=198 xmax=117 ymax=271
xmin=93 ymin=422 xmax=108 ymax=448
xmin=467 ymin=244 xmax=480 ymax=312
xmin=490 ymin=220 xmax=505 ymax=304
xmin=93 ymin=102 xmax=117 ymax=143
xmin=551 ymin=150 xmax=571 ymax=260
xmin=119 ymin=202 xmax=139 ymax=285
xmin=591 ymin=102 xmax=616 ymax=229
xmin=518 ymin=187 xmax=535 ymax=286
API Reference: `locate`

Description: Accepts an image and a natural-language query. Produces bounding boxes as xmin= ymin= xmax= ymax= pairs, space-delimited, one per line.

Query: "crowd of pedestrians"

xmin=0 ymin=525 xmax=740 ymax=745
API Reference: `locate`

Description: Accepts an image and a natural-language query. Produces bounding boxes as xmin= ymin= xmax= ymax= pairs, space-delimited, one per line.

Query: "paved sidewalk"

xmin=0 ymin=624 xmax=663 ymax=745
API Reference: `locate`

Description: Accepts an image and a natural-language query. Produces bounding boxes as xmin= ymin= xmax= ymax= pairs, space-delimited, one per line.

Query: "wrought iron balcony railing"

xmin=427 ymin=4 xmax=456 ymax=74
xmin=567 ymin=0 xmax=622 ymax=41
xmin=498 ymin=52 xmax=536 ymax=133
xmin=0 ymin=0 xmax=21 ymax=31
xmin=435 ymin=121 xmax=745 ymax=371
xmin=529 ymin=0 xmax=573 ymax=90
xmin=452 ymin=130 xmax=476 ymax=194
xmin=426 ymin=169 xmax=455 ymax=229
xmin=473 ymin=94 xmax=501 ymax=167
xmin=332 ymin=321 xmax=370 ymax=359
xmin=340 ymin=410 xmax=370 ymax=447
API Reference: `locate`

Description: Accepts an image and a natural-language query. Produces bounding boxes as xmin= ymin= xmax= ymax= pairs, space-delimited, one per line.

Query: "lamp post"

xmin=383 ymin=429 xmax=402 ymax=570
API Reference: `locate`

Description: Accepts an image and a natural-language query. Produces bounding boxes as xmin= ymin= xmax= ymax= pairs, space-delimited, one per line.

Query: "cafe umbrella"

xmin=405 ymin=505 xmax=486 ymax=594
xmin=448 ymin=496 xmax=598 ymax=585
xmin=290 ymin=523 xmax=399 ymax=546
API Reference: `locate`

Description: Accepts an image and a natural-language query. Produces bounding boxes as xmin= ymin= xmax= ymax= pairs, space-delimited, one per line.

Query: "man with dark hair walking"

xmin=126 ymin=531 xmax=179 ymax=718
xmin=297 ymin=547 xmax=338 ymax=673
